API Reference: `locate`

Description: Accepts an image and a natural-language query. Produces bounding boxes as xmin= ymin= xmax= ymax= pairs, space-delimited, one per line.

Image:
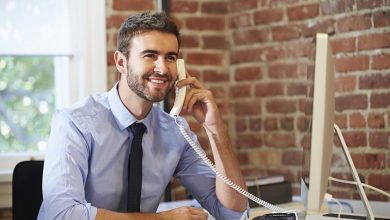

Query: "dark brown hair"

xmin=117 ymin=11 xmax=180 ymax=58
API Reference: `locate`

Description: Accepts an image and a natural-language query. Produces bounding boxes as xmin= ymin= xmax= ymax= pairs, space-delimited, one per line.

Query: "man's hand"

xmin=176 ymin=73 xmax=222 ymax=129
xmin=159 ymin=206 xmax=208 ymax=220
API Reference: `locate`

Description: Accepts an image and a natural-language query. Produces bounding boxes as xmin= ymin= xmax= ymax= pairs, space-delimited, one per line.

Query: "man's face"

xmin=125 ymin=31 xmax=179 ymax=102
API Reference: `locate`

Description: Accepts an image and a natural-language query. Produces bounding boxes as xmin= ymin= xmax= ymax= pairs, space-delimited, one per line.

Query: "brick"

xmin=302 ymin=19 xmax=335 ymax=38
xmin=287 ymin=83 xmax=307 ymax=96
xmin=359 ymin=74 xmax=390 ymax=90
xmin=231 ymin=0 xmax=258 ymax=12
xmin=335 ymin=56 xmax=369 ymax=72
xmin=255 ymin=82 xmax=284 ymax=97
xmin=264 ymin=117 xmax=278 ymax=131
xmin=236 ymin=133 xmax=263 ymax=148
xmin=287 ymin=3 xmax=319 ymax=21
xmin=373 ymin=10 xmax=390 ymax=27
xmin=369 ymin=132 xmax=390 ymax=148
xmin=230 ymin=48 xmax=261 ymax=64
xmin=268 ymin=63 xmax=298 ymax=78
xmin=335 ymin=75 xmax=356 ymax=92
xmin=358 ymin=32 xmax=390 ymax=51
xmin=356 ymin=0 xmax=386 ymax=10
xmin=254 ymin=8 xmax=284 ymax=25
xmin=371 ymin=93 xmax=390 ymax=108
xmin=337 ymin=14 xmax=372 ymax=32
xmin=208 ymin=86 xmax=226 ymax=99
xmin=235 ymin=119 xmax=247 ymax=132
xmin=169 ymin=1 xmax=198 ymax=13
xmin=368 ymin=174 xmax=390 ymax=191
xmin=266 ymin=100 xmax=297 ymax=114
xmin=282 ymin=151 xmax=303 ymax=165
xmin=272 ymin=25 xmax=301 ymax=41
xmin=280 ymin=117 xmax=294 ymax=131
xmin=352 ymin=153 xmax=386 ymax=169
xmin=367 ymin=113 xmax=385 ymax=129
xmin=201 ymin=2 xmax=228 ymax=14
xmin=186 ymin=17 xmax=225 ymax=31
xmin=335 ymin=94 xmax=368 ymax=112
xmin=320 ymin=0 xmax=354 ymax=15
xmin=106 ymin=15 xmax=129 ymax=29
xmin=186 ymin=52 xmax=223 ymax=65
xmin=203 ymin=36 xmax=228 ymax=49
xmin=297 ymin=116 xmax=310 ymax=132
xmin=249 ymin=118 xmax=262 ymax=131
xmin=230 ymin=84 xmax=252 ymax=98
xmin=181 ymin=35 xmax=199 ymax=48
xmin=229 ymin=13 xmax=251 ymax=28
xmin=330 ymin=37 xmax=356 ymax=53
xmin=335 ymin=114 xmax=348 ymax=128
xmin=233 ymin=29 xmax=269 ymax=45
xmin=349 ymin=112 xmax=366 ymax=128
xmin=107 ymin=51 xmax=115 ymax=66
xmin=372 ymin=54 xmax=390 ymax=70
xmin=203 ymin=70 xmax=229 ymax=82
xmin=265 ymin=133 xmax=296 ymax=148
xmin=342 ymin=131 xmax=367 ymax=147
xmin=234 ymin=66 xmax=263 ymax=81
xmin=113 ymin=0 xmax=154 ymax=11
xmin=234 ymin=101 xmax=261 ymax=115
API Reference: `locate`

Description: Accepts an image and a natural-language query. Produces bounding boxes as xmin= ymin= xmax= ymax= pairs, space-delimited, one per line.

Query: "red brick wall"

xmin=106 ymin=0 xmax=390 ymax=202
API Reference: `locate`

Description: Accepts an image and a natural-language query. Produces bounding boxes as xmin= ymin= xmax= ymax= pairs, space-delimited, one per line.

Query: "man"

xmin=38 ymin=11 xmax=248 ymax=220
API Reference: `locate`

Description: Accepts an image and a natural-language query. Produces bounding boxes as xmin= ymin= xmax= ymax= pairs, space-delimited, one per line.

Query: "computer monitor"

xmin=301 ymin=33 xmax=335 ymax=215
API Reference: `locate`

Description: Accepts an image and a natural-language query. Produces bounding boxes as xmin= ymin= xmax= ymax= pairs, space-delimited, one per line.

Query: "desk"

xmin=249 ymin=201 xmax=304 ymax=219
xmin=158 ymin=199 xmax=390 ymax=220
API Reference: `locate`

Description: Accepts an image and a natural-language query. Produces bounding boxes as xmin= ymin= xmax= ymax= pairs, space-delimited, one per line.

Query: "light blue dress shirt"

xmin=37 ymin=85 xmax=246 ymax=220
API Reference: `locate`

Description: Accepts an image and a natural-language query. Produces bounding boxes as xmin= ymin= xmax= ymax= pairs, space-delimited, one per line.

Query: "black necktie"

xmin=127 ymin=122 xmax=146 ymax=212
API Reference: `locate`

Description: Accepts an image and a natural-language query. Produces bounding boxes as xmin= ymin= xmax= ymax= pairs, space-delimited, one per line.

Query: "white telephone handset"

xmin=169 ymin=59 xmax=187 ymax=117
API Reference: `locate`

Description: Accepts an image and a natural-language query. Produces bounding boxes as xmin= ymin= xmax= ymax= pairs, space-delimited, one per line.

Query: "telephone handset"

xmin=169 ymin=59 xmax=187 ymax=117
xmin=170 ymin=59 xmax=293 ymax=216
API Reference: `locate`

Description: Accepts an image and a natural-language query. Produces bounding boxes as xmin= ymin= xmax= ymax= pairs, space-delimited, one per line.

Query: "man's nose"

xmin=154 ymin=58 xmax=169 ymax=75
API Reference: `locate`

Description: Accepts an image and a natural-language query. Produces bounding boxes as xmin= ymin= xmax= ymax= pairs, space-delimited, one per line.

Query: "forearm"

xmin=96 ymin=209 xmax=163 ymax=220
xmin=204 ymin=121 xmax=248 ymax=212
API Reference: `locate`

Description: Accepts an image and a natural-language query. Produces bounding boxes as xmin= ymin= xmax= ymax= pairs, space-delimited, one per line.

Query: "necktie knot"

xmin=129 ymin=123 xmax=146 ymax=139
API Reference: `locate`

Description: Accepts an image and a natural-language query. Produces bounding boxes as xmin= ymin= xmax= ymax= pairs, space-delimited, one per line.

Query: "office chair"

xmin=12 ymin=160 xmax=44 ymax=220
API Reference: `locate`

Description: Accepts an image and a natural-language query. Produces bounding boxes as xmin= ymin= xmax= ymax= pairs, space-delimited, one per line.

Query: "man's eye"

xmin=167 ymin=56 xmax=177 ymax=62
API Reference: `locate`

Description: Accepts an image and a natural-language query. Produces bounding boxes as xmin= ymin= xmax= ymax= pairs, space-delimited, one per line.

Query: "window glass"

xmin=0 ymin=56 xmax=55 ymax=153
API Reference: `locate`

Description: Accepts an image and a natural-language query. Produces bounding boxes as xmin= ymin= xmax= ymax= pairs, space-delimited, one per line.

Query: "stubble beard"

xmin=126 ymin=68 xmax=174 ymax=103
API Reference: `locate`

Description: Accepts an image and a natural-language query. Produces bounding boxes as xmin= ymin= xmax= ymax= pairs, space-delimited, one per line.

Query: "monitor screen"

xmin=301 ymin=33 xmax=336 ymax=215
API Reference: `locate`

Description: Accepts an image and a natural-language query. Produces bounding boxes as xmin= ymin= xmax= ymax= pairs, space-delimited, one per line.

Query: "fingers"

xmin=161 ymin=206 xmax=208 ymax=220
xmin=183 ymin=89 xmax=212 ymax=112
xmin=176 ymin=75 xmax=204 ymax=90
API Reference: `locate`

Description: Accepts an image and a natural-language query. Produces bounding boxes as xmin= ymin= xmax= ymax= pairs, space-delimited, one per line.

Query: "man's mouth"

xmin=146 ymin=76 xmax=171 ymax=89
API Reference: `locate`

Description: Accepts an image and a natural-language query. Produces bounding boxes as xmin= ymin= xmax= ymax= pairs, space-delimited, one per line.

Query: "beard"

xmin=126 ymin=67 xmax=174 ymax=102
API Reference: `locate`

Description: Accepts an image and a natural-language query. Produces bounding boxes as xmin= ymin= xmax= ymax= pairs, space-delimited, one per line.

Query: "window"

xmin=0 ymin=56 xmax=55 ymax=153
xmin=0 ymin=0 xmax=107 ymax=207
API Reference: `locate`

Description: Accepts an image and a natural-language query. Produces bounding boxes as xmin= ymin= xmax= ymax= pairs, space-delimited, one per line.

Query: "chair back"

xmin=12 ymin=160 xmax=44 ymax=220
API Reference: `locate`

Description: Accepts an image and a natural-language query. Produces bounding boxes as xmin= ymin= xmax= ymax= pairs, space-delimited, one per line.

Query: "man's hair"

xmin=117 ymin=11 xmax=180 ymax=58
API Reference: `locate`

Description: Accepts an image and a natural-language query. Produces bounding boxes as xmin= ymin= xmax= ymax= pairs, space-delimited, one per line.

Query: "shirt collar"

xmin=108 ymin=83 xmax=152 ymax=132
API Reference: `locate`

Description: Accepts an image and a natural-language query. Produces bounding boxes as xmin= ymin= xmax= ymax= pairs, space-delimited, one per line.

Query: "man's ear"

xmin=114 ymin=51 xmax=127 ymax=75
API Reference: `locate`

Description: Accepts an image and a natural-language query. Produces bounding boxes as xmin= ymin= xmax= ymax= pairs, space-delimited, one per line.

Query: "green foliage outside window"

xmin=0 ymin=56 xmax=55 ymax=153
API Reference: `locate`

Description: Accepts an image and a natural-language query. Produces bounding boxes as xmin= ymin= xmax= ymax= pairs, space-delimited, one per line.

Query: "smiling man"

xmin=38 ymin=12 xmax=248 ymax=220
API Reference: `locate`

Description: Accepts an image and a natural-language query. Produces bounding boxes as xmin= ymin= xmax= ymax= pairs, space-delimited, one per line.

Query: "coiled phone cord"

xmin=175 ymin=118 xmax=287 ymax=213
